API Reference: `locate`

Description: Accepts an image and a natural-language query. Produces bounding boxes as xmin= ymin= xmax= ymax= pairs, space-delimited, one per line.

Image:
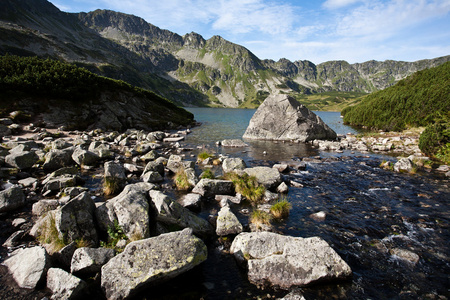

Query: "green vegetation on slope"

xmin=292 ymin=91 xmax=367 ymax=112
xmin=0 ymin=55 xmax=193 ymax=125
xmin=341 ymin=62 xmax=450 ymax=131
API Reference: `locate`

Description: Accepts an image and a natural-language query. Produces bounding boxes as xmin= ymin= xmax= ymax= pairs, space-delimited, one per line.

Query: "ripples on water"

xmin=166 ymin=108 xmax=450 ymax=299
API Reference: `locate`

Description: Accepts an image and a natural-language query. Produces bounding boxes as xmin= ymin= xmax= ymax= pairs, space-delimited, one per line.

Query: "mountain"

xmin=1 ymin=0 xmax=449 ymax=108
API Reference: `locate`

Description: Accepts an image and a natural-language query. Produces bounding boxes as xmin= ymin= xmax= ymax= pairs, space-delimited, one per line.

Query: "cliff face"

xmin=1 ymin=0 xmax=449 ymax=108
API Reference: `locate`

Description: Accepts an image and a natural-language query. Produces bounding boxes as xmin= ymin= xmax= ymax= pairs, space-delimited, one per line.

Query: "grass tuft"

xmin=103 ymin=177 xmax=123 ymax=196
xmin=250 ymin=210 xmax=272 ymax=227
xmin=224 ymin=172 xmax=265 ymax=205
xmin=270 ymin=198 xmax=292 ymax=219
xmin=174 ymin=167 xmax=193 ymax=190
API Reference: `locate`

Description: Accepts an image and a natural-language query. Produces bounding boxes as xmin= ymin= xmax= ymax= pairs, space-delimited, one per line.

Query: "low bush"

xmin=419 ymin=116 xmax=450 ymax=164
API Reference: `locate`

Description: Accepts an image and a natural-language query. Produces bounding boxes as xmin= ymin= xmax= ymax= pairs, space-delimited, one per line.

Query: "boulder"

xmin=192 ymin=179 xmax=235 ymax=198
xmin=0 ymin=186 xmax=26 ymax=213
xmin=150 ymin=190 xmax=213 ymax=236
xmin=2 ymin=246 xmax=49 ymax=289
xmin=216 ymin=206 xmax=243 ymax=236
xmin=2 ymin=230 xmax=27 ymax=248
xmin=142 ymin=171 xmax=164 ymax=183
xmin=97 ymin=183 xmax=155 ymax=239
xmin=32 ymin=199 xmax=59 ymax=216
xmin=71 ymin=247 xmax=115 ymax=275
xmin=166 ymin=155 xmax=195 ymax=173
xmin=142 ymin=160 xmax=165 ymax=177
xmin=230 ymin=232 xmax=352 ymax=289
xmin=243 ymin=94 xmax=337 ymax=142
xmin=47 ymin=268 xmax=87 ymax=299
xmin=104 ymin=161 xmax=126 ymax=180
xmin=101 ymin=228 xmax=207 ymax=300
xmin=42 ymin=175 xmax=82 ymax=194
xmin=222 ymin=157 xmax=246 ymax=173
xmin=5 ymin=149 xmax=39 ymax=170
xmin=244 ymin=167 xmax=282 ymax=190
xmin=55 ymin=192 xmax=98 ymax=246
xmin=43 ymin=148 xmax=75 ymax=172
xmin=72 ymin=147 xmax=100 ymax=166
xmin=179 ymin=193 xmax=202 ymax=211
xmin=394 ymin=158 xmax=415 ymax=173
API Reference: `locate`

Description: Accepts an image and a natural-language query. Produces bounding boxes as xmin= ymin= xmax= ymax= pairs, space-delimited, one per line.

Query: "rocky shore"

xmin=0 ymin=117 xmax=448 ymax=299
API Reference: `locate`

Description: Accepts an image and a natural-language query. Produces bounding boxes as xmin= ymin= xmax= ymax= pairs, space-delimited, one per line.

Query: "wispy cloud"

xmin=323 ymin=0 xmax=363 ymax=9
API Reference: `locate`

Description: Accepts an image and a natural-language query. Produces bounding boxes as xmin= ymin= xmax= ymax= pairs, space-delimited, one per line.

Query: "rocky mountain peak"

xmin=182 ymin=32 xmax=206 ymax=48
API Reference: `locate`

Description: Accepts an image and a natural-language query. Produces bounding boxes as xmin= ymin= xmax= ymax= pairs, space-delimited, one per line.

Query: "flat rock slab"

xmin=230 ymin=232 xmax=352 ymax=289
xmin=101 ymin=228 xmax=207 ymax=300
xmin=47 ymin=268 xmax=87 ymax=299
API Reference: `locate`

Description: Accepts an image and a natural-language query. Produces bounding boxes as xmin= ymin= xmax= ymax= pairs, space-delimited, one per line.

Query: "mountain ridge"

xmin=1 ymin=0 xmax=449 ymax=108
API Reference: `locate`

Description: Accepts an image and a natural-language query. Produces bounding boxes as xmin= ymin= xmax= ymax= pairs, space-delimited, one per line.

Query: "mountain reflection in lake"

xmin=165 ymin=107 xmax=450 ymax=299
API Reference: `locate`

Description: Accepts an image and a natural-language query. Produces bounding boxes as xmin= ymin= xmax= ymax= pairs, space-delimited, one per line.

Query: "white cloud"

xmin=323 ymin=0 xmax=363 ymax=9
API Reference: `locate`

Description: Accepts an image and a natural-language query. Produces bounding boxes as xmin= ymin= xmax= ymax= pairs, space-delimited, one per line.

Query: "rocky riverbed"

xmin=0 ymin=118 xmax=449 ymax=299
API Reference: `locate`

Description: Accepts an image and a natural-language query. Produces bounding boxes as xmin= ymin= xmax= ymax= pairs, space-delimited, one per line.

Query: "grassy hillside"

xmin=342 ymin=62 xmax=450 ymax=131
xmin=292 ymin=91 xmax=367 ymax=111
xmin=0 ymin=55 xmax=193 ymax=127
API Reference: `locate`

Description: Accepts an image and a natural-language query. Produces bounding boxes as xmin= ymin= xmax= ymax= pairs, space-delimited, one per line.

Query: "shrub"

xmin=224 ymin=172 xmax=265 ymax=205
xmin=250 ymin=210 xmax=272 ymax=227
xmin=200 ymin=168 xmax=215 ymax=179
xmin=37 ymin=213 xmax=67 ymax=254
xmin=101 ymin=220 xmax=127 ymax=250
xmin=419 ymin=116 xmax=450 ymax=163
xmin=270 ymin=198 xmax=292 ymax=219
xmin=197 ymin=151 xmax=214 ymax=162
xmin=103 ymin=177 xmax=123 ymax=196
xmin=174 ymin=167 xmax=192 ymax=190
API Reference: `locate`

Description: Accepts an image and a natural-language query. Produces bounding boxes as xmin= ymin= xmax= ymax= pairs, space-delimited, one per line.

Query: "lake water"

xmin=184 ymin=107 xmax=362 ymax=162
xmin=157 ymin=107 xmax=450 ymax=299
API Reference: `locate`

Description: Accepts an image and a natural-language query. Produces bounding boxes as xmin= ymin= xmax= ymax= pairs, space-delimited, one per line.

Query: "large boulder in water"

xmin=243 ymin=94 xmax=337 ymax=142
xmin=230 ymin=232 xmax=352 ymax=289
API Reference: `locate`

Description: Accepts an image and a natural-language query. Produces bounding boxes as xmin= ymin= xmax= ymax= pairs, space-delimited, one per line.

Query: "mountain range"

xmin=1 ymin=0 xmax=449 ymax=108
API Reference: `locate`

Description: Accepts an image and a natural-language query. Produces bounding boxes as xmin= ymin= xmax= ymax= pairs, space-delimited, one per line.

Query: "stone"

xmin=18 ymin=177 xmax=38 ymax=187
xmin=2 ymin=230 xmax=26 ymax=247
xmin=310 ymin=211 xmax=327 ymax=222
xmin=222 ymin=157 xmax=246 ymax=173
xmin=273 ymin=163 xmax=289 ymax=173
xmin=192 ymin=179 xmax=235 ymax=198
xmin=142 ymin=160 xmax=165 ymax=177
xmin=244 ymin=166 xmax=282 ymax=190
xmin=55 ymin=192 xmax=98 ymax=246
xmin=0 ymin=186 xmax=26 ymax=213
xmin=140 ymin=149 xmax=160 ymax=161
xmin=394 ymin=158 xmax=415 ymax=173
xmin=390 ymin=248 xmax=420 ymax=265
xmin=71 ymin=247 xmax=115 ymax=275
xmin=221 ymin=139 xmax=248 ymax=147
xmin=104 ymin=161 xmax=126 ymax=180
xmin=230 ymin=232 xmax=352 ymax=289
xmin=276 ymin=182 xmax=289 ymax=194
xmin=53 ymin=242 xmax=78 ymax=269
xmin=42 ymin=175 xmax=82 ymax=194
xmin=243 ymin=94 xmax=337 ymax=142
xmin=47 ymin=268 xmax=87 ymax=300
xmin=166 ymin=155 xmax=195 ymax=173
xmin=216 ymin=206 xmax=243 ymax=236
xmin=142 ymin=171 xmax=164 ymax=183
xmin=5 ymin=149 xmax=39 ymax=170
xmin=101 ymin=228 xmax=207 ymax=300
xmin=280 ymin=290 xmax=307 ymax=300
xmin=32 ymin=199 xmax=59 ymax=216
xmin=97 ymin=182 xmax=155 ymax=239
xmin=2 ymin=246 xmax=49 ymax=289
xmin=150 ymin=190 xmax=213 ymax=236
xmin=179 ymin=193 xmax=203 ymax=211
xmin=72 ymin=147 xmax=100 ymax=166
xmin=43 ymin=148 xmax=75 ymax=172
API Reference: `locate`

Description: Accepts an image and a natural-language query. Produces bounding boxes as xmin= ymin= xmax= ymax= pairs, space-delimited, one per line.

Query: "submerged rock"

xmin=230 ymin=232 xmax=352 ymax=289
xmin=101 ymin=228 xmax=207 ymax=300
xmin=243 ymin=94 xmax=337 ymax=142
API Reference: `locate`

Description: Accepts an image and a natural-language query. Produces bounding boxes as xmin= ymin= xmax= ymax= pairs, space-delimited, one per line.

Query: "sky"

xmin=49 ymin=0 xmax=450 ymax=64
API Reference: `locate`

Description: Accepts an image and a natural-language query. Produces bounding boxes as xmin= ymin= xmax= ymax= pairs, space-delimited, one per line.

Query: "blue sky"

xmin=49 ymin=0 xmax=450 ymax=64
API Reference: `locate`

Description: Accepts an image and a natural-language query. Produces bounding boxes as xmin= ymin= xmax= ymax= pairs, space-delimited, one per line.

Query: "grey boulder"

xmin=71 ymin=247 xmax=115 ymax=275
xmin=222 ymin=157 xmax=246 ymax=173
xmin=243 ymin=94 xmax=337 ymax=142
xmin=216 ymin=206 xmax=243 ymax=236
xmin=150 ymin=190 xmax=213 ymax=236
xmin=101 ymin=228 xmax=207 ymax=300
xmin=192 ymin=179 xmax=235 ymax=198
xmin=47 ymin=268 xmax=87 ymax=299
xmin=0 ymin=186 xmax=26 ymax=213
xmin=244 ymin=166 xmax=282 ymax=190
xmin=230 ymin=232 xmax=352 ymax=289
xmin=5 ymin=148 xmax=39 ymax=169
xmin=2 ymin=246 xmax=49 ymax=289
